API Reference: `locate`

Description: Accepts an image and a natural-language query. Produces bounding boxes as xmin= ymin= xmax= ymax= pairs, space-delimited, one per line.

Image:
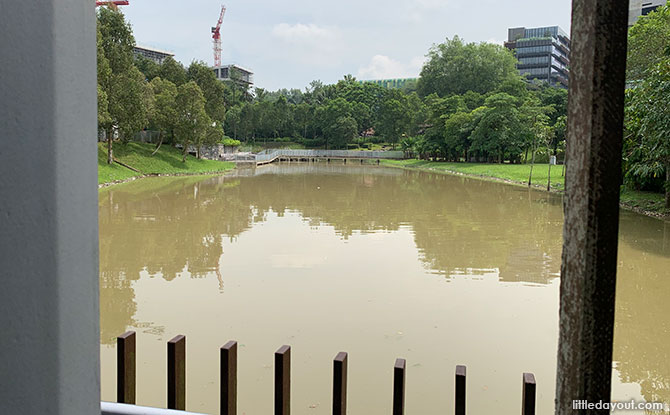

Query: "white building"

xmin=133 ymin=45 xmax=175 ymax=64
xmin=629 ymin=0 xmax=667 ymax=26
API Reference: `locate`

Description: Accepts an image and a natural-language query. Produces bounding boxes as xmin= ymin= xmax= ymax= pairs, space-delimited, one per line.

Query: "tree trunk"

xmin=151 ymin=131 xmax=164 ymax=156
xmin=528 ymin=146 xmax=536 ymax=187
xmin=524 ymin=147 xmax=529 ymax=163
xmin=182 ymin=145 xmax=187 ymax=162
xmin=547 ymin=158 xmax=552 ymax=191
xmin=107 ymin=129 xmax=113 ymax=164
xmin=666 ymin=166 xmax=670 ymax=208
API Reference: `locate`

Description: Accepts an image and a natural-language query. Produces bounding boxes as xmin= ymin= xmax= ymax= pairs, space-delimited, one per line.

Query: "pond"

xmin=99 ymin=163 xmax=670 ymax=414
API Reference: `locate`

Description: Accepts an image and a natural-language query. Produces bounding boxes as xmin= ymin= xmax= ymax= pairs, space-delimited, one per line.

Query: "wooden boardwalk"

xmin=254 ymin=149 xmax=405 ymax=166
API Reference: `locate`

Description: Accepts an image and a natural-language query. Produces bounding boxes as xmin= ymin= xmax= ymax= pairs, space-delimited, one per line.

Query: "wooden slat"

xmin=167 ymin=335 xmax=186 ymax=410
xmin=393 ymin=358 xmax=406 ymax=415
xmin=117 ymin=331 xmax=136 ymax=404
xmin=455 ymin=365 xmax=466 ymax=415
xmin=275 ymin=345 xmax=291 ymax=415
xmin=522 ymin=373 xmax=536 ymax=415
xmin=332 ymin=352 xmax=348 ymax=415
xmin=221 ymin=341 xmax=238 ymax=415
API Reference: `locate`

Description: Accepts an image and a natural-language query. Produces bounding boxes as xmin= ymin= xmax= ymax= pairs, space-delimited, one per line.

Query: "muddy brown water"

xmin=99 ymin=163 xmax=670 ymax=414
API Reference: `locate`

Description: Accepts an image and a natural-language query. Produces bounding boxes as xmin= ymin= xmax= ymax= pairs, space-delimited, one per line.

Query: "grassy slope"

xmin=382 ymin=159 xmax=565 ymax=189
xmin=620 ymin=188 xmax=670 ymax=216
xmin=98 ymin=142 xmax=235 ymax=185
xmin=383 ymin=159 xmax=670 ymax=216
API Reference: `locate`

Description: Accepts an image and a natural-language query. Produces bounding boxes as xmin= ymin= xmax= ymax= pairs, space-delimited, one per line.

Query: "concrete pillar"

xmin=555 ymin=2 xmax=628 ymax=414
xmin=0 ymin=1 xmax=100 ymax=414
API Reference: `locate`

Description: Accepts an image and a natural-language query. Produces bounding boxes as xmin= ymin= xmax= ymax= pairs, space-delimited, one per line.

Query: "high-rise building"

xmin=504 ymin=26 xmax=570 ymax=88
xmin=629 ymin=0 xmax=667 ymax=26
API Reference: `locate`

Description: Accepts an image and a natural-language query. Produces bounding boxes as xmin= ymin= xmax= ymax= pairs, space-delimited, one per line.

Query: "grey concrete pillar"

xmin=556 ymin=1 xmax=628 ymax=414
xmin=0 ymin=1 xmax=100 ymax=414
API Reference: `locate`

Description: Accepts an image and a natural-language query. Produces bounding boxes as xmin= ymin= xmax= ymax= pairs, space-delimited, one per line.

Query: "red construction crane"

xmin=212 ymin=5 xmax=226 ymax=68
xmin=95 ymin=1 xmax=130 ymax=9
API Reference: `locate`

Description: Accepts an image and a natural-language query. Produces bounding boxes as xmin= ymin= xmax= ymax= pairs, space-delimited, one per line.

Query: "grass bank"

xmin=382 ymin=159 xmax=565 ymax=190
xmin=98 ymin=142 xmax=235 ymax=186
xmin=382 ymin=159 xmax=670 ymax=218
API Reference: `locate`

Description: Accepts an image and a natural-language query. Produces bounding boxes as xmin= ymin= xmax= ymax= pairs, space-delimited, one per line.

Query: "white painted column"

xmin=0 ymin=1 xmax=100 ymax=414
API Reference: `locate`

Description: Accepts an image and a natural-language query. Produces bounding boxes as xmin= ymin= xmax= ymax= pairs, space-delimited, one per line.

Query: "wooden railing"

xmin=113 ymin=331 xmax=538 ymax=415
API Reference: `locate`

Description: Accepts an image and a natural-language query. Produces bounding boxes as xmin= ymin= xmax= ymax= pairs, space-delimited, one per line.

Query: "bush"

xmin=219 ymin=136 xmax=241 ymax=147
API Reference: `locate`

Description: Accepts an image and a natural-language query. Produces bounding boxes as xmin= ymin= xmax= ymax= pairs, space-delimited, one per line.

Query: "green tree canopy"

xmin=417 ymin=36 xmax=521 ymax=97
xmin=175 ymin=81 xmax=210 ymax=161
xmin=627 ymin=5 xmax=670 ymax=82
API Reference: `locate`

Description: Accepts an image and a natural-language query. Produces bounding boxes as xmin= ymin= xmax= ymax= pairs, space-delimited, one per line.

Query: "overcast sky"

xmin=123 ymin=0 xmax=572 ymax=91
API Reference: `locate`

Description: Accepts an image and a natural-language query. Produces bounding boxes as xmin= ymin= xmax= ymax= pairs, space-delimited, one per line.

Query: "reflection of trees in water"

xmin=613 ymin=216 xmax=670 ymax=404
xmin=99 ymin=166 xmax=566 ymax=341
xmin=99 ymin=168 xmax=670 ymax=398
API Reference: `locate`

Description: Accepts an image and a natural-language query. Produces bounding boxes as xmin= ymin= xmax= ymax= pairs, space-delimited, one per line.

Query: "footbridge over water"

xmin=254 ymin=149 xmax=406 ymax=166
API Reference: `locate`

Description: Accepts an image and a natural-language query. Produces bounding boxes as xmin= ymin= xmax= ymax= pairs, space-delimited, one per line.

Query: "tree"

xmin=417 ymin=36 xmax=520 ymax=97
xmin=174 ymin=81 xmax=209 ymax=162
xmin=158 ymin=57 xmax=187 ymax=86
xmin=316 ymin=98 xmax=354 ymax=149
xmin=294 ymin=103 xmax=313 ymax=139
xmin=444 ymin=112 xmax=474 ymax=161
xmin=97 ymin=7 xmax=144 ymax=164
xmin=627 ymin=5 xmax=670 ymax=82
xmin=148 ymin=77 xmax=177 ymax=153
xmin=97 ymin=25 xmax=112 ymax=135
xmin=331 ymin=116 xmax=358 ymax=149
xmin=187 ymin=61 xmax=226 ymax=126
xmin=627 ymin=58 xmax=670 ymax=207
xmin=378 ymin=90 xmax=411 ymax=149
xmin=108 ymin=66 xmax=148 ymax=143
xmin=469 ymin=93 xmax=525 ymax=163
xmin=225 ymin=105 xmax=242 ymax=140
xmin=135 ymin=54 xmax=160 ymax=81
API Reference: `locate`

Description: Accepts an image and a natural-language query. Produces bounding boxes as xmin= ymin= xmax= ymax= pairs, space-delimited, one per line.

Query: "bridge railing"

xmin=255 ymin=149 xmax=405 ymax=163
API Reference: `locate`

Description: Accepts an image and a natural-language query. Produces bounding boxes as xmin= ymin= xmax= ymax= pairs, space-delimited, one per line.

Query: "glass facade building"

xmin=504 ymin=26 xmax=570 ymax=88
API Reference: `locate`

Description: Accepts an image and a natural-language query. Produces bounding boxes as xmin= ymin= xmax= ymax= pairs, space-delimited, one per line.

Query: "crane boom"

xmin=212 ymin=5 xmax=226 ymax=67
xmin=95 ymin=1 xmax=130 ymax=8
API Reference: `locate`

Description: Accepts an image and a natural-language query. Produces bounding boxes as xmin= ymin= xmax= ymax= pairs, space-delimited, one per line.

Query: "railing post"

xmin=522 ymin=373 xmax=536 ymax=415
xmin=393 ymin=358 xmax=406 ymax=415
xmin=455 ymin=365 xmax=466 ymax=415
xmin=167 ymin=335 xmax=186 ymax=410
xmin=221 ymin=341 xmax=238 ymax=415
xmin=275 ymin=345 xmax=291 ymax=415
xmin=117 ymin=331 xmax=136 ymax=404
xmin=333 ymin=352 xmax=348 ymax=415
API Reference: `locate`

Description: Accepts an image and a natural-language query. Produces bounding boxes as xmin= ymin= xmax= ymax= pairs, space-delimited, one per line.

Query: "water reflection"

xmin=613 ymin=212 xmax=670 ymax=405
xmin=98 ymin=164 xmax=670 ymax=413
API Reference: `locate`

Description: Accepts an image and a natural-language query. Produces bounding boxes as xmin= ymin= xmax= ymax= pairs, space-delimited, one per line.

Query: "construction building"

xmin=629 ymin=0 xmax=667 ymax=26
xmin=213 ymin=64 xmax=254 ymax=87
xmin=504 ymin=26 xmax=570 ymax=88
xmin=133 ymin=45 xmax=174 ymax=64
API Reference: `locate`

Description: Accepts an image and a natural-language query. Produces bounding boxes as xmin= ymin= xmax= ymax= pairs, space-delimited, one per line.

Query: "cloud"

xmin=272 ymin=23 xmax=338 ymax=43
xmin=357 ymin=55 xmax=425 ymax=80
xmin=269 ymin=23 xmax=344 ymax=67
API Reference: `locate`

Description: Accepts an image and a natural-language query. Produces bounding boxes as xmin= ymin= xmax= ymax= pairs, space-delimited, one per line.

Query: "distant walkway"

xmin=254 ymin=149 xmax=406 ymax=166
